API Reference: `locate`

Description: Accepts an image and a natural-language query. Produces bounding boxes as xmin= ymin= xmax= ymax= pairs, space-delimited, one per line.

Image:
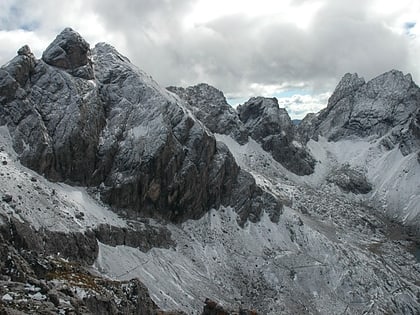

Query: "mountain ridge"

xmin=0 ymin=28 xmax=419 ymax=314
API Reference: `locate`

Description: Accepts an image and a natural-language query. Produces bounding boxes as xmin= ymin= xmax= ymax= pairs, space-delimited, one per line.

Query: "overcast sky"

xmin=1 ymin=0 xmax=419 ymax=118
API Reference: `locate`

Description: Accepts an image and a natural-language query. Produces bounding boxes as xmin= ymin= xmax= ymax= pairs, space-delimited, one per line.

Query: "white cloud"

xmin=1 ymin=0 xmax=420 ymax=118
xmin=277 ymin=92 xmax=331 ymax=119
xmin=0 ymin=30 xmax=48 ymax=64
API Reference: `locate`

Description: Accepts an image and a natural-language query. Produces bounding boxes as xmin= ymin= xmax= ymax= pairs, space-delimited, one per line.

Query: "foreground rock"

xmin=0 ymin=232 xmax=178 ymax=315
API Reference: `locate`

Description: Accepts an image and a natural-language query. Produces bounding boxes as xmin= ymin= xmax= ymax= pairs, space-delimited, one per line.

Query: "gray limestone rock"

xmin=94 ymin=222 xmax=174 ymax=252
xmin=238 ymin=97 xmax=315 ymax=175
xmin=0 ymin=30 xmax=281 ymax=225
xmin=0 ymin=216 xmax=98 ymax=265
xmin=327 ymin=164 xmax=372 ymax=194
xmin=0 ymin=45 xmax=35 ymax=105
xmin=42 ymin=27 xmax=94 ymax=80
xmin=167 ymin=84 xmax=248 ymax=144
xmin=299 ymin=70 xmax=420 ymax=149
xmin=4 ymin=29 xmax=420 ymax=315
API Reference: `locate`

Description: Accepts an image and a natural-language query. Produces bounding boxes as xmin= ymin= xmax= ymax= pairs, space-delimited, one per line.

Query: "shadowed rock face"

xmin=42 ymin=27 xmax=94 ymax=79
xmin=0 ymin=215 xmax=98 ymax=265
xmin=237 ymin=97 xmax=315 ymax=175
xmin=0 ymin=29 xmax=282 ymax=224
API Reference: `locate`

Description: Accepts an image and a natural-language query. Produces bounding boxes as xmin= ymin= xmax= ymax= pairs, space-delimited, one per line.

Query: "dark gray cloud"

xmin=0 ymin=0 xmax=419 ymax=116
xmin=87 ymin=0 xmax=414 ymax=94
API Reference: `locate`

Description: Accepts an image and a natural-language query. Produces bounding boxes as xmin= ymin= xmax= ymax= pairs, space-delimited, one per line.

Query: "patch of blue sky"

xmin=227 ymin=89 xmax=310 ymax=107
xmin=404 ymin=21 xmax=416 ymax=36
xmin=0 ymin=4 xmax=39 ymax=31
xmin=273 ymin=89 xmax=310 ymax=98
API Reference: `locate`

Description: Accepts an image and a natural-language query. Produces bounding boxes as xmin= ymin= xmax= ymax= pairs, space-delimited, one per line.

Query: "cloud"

xmin=0 ymin=0 xmax=419 ymax=116
xmin=277 ymin=92 xmax=331 ymax=119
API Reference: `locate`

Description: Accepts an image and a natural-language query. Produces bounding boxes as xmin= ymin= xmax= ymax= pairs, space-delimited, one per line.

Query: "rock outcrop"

xmin=237 ymin=97 xmax=315 ymax=175
xmin=93 ymin=222 xmax=174 ymax=252
xmin=326 ymin=164 xmax=372 ymax=194
xmin=202 ymin=298 xmax=258 ymax=315
xmin=0 ymin=232 xmax=183 ymax=315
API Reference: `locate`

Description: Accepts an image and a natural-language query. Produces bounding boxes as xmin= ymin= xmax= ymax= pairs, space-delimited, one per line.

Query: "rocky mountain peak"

xmin=42 ymin=27 xmax=93 ymax=79
xmin=0 ymin=45 xmax=36 ymax=104
xmin=299 ymin=70 xmax=420 ymax=144
xmin=168 ymin=83 xmax=249 ymax=144
xmin=238 ymin=97 xmax=315 ymax=175
xmin=93 ymin=42 xmax=131 ymax=63
xmin=238 ymin=97 xmax=293 ymax=138
xmin=0 ymin=28 xmax=282 ymax=225
xmin=327 ymin=72 xmax=365 ymax=107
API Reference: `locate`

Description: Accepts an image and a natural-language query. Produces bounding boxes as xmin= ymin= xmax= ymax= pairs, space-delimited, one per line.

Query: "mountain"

xmin=1 ymin=28 xmax=419 ymax=314
xmin=297 ymin=70 xmax=420 ymax=225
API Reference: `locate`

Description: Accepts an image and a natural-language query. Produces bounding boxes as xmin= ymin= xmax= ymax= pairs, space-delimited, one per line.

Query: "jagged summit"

xmin=298 ymin=69 xmax=420 ymax=143
xmin=170 ymin=87 xmax=316 ymax=175
xmin=42 ymin=27 xmax=94 ymax=79
xmin=327 ymin=72 xmax=365 ymax=107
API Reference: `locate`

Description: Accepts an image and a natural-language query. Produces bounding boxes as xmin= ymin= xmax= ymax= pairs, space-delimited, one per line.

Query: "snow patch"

xmin=2 ymin=293 xmax=13 ymax=301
